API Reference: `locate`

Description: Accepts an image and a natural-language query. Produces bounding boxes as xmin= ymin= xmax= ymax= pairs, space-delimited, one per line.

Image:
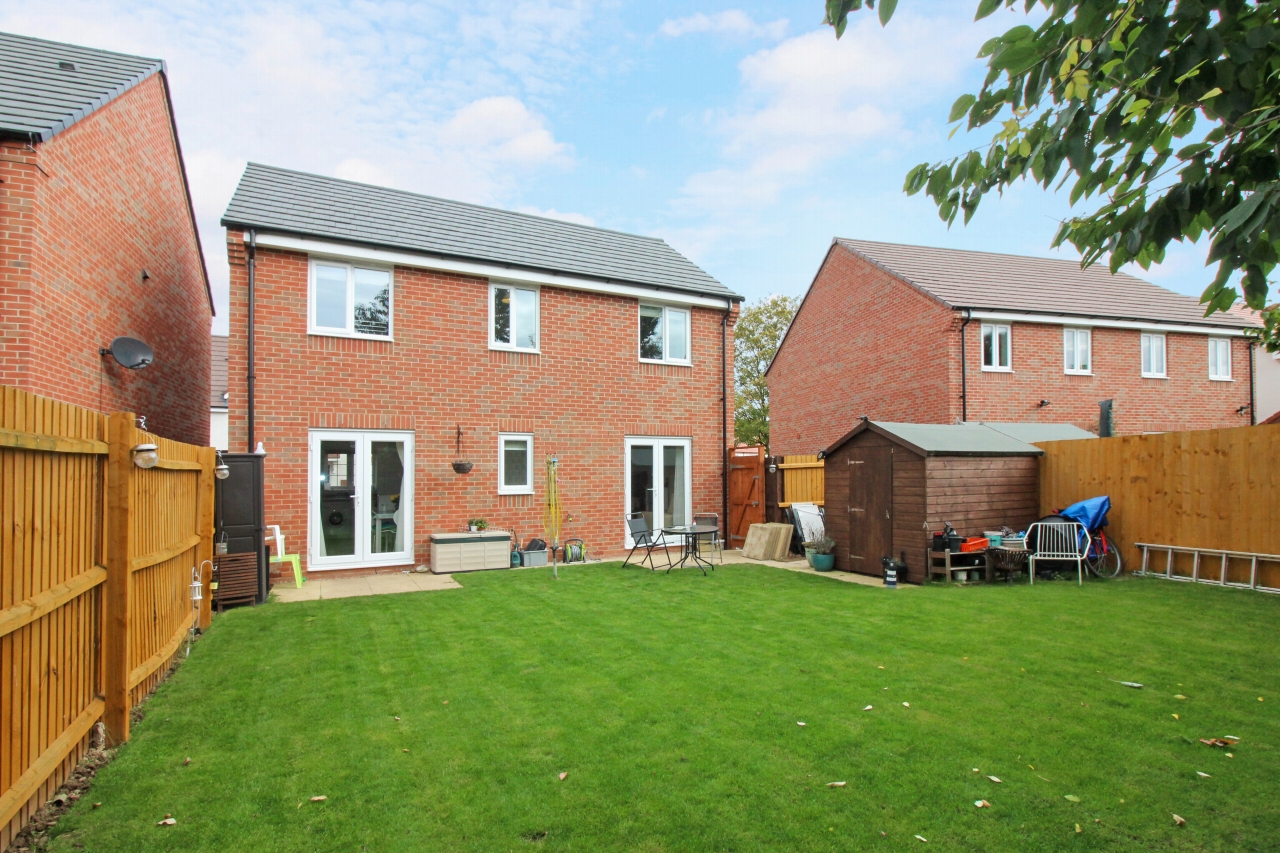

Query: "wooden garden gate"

xmin=727 ymin=446 xmax=766 ymax=548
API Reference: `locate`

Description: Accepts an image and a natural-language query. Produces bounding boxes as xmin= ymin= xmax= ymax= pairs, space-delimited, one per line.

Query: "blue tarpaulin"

xmin=1060 ymin=496 xmax=1111 ymax=531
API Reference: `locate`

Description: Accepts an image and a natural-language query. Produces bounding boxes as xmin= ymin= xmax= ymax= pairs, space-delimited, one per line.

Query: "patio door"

xmin=309 ymin=430 xmax=414 ymax=570
xmin=624 ymin=437 xmax=691 ymax=547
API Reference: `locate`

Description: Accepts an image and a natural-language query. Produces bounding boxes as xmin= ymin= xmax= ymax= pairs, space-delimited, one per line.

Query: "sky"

xmin=2 ymin=0 xmax=1260 ymax=334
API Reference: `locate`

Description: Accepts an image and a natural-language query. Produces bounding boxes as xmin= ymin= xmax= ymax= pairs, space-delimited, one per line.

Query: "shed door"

xmin=847 ymin=445 xmax=893 ymax=575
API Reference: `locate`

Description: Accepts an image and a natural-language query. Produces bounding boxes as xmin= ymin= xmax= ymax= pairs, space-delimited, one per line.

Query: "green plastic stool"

xmin=272 ymin=554 xmax=303 ymax=588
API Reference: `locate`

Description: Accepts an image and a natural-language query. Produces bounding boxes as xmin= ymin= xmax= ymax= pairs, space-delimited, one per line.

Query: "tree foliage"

xmin=734 ymin=295 xmax=799 ymax=448
xmin=825 ymin=0 xmax=1280 ymax=351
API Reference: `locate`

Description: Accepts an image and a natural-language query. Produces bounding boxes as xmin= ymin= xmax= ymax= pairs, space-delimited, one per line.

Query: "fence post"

xmin=196 ymin=446 xmax=215 ymax=631
xmin=103 ymin=411 xmax=136 ymax=746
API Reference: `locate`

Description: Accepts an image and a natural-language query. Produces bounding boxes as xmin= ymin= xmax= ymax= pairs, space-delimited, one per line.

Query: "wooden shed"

xmin=823 ymin=420 xmax=1086 ymax=584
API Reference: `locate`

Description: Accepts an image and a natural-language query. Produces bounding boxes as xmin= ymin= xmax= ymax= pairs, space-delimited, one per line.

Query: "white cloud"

xmin=659 ymin=10 xmax=788 ymax=41
xmin=441 ymin=97 xmax=571 ymax=166
xmin=646 ymin=106 xmax=667 ymax=123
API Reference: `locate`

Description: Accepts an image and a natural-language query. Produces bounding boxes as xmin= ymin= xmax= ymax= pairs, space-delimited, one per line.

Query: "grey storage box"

xmin=430 ymin=530 xmax=512 ymax=573
xmin=520 ymin=549 xmax=548 ymax=567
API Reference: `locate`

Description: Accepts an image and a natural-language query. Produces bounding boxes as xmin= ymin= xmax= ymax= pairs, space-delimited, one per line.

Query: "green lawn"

xmin=47 ymin=564 xmax=1278 ymax=852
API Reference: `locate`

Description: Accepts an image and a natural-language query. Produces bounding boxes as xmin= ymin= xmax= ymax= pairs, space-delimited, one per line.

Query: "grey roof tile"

xmin=0 ymin=31 xmax=163 ymax=142
xmin=838 ymin=239 xmax=1257 ymax=329
xmin=222 ymin=163 xmax=739 ymax=301
xmin=980 ymin=422 xmax=1096 ymax=443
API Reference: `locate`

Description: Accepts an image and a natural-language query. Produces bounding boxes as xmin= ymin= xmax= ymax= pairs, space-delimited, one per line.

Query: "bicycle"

xmin=1084 ymin=529 xmax=1123 ymax=578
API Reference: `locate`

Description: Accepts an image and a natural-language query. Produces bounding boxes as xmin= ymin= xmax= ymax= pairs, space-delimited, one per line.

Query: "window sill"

xmin=640 ymin=358 xmax=692 ymax=367
xmin=1141 ymin=373 xmax=1168 ymax=380
xmin=309 ymin=328 xmax=393 ymax=342
xmin=498 ymin=488 xmax=534 ymax=497
xmin=980 ymin=366 xmax=1013 ymax=373
xmin=1210 ymin=376 xmax=1234 ymax=382
xmin=1064 ymin=370 xmax=1093 ymax=376
xmin=490 ymin=344 xmax=541 ymax=355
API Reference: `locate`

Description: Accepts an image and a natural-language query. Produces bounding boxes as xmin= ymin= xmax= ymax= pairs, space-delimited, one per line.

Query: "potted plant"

xmin=468 ymin=518 xmax=488 ymax=532
xmin=803 ymin=536 xmax=836 ymax=571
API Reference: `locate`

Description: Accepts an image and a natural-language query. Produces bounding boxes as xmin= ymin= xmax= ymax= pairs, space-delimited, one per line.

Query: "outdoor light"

xmin=768 ymin=461 xmax=778 ymax=474
xmin=190 ymin=565 xmax=204 ymax=602
xmin=214 ymin=451 xmax=230 ymax=480
xmin=132 ymin=443 xmax=159 ymax=469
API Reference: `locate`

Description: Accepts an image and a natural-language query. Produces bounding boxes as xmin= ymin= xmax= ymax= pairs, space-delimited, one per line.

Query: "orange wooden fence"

xmin=0 ymin=387 xmax=214 ymax=847
xmin=1037 ymin=424 xmax=1280 ymax=588
xmin=776 ymin=454 xmax=824 ymax=507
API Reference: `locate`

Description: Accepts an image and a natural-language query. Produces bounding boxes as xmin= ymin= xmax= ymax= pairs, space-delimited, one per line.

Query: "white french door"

xmin=624 ymin=436 xmax=692 ymax=547
xmin=309 ymin=430 xmax=414 ymax=570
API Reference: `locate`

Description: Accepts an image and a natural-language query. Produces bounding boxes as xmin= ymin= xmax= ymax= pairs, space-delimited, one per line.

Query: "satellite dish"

xmin=102 ymin=337 xmax=154 ymax=370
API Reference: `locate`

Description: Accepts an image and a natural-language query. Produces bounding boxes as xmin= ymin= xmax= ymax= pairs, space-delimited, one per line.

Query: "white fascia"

xmin=248 ymin=232 xmax=731 ymax=310
xmin=965 ymin=309 xmax=1251 ymax=337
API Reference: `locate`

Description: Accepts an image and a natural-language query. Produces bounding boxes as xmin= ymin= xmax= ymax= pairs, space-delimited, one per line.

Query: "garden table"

xmin=662 ymin=524 xmax=720 ymax=575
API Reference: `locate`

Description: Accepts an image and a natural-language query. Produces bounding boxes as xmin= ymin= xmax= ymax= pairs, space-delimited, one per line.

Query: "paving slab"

xmin=272 ymin=571 xmax=462 ymax=603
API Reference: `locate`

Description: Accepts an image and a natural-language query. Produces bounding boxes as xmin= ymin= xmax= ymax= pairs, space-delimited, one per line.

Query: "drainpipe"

xmin=1248 ymin=340 xmax=1256 ymax=425
xmin=721 ymin=301 xmax=731 ymax=541
xmin=247 ymin=230 xmax=257 ymax=453
xmin=959 ymin=309 xmax=972 ymax=422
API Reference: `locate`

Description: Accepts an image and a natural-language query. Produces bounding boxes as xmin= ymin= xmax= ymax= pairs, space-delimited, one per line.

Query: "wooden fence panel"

xmin=778 ymin=455 xmax=825 ymax=508
xmin=1038 ymin=425 xmax=1280 ymax=587
xmin=1 ymin=387 xmax=212 ymax=847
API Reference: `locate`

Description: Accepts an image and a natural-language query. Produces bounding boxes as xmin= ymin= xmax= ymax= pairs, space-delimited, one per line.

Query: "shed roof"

xmin=0 ymin=31 xmax=164 ymax=143
xmin=980 ymin=422 xmax=1096 ymax=443
xmin=210 ymin=334 xmax=228 ymax=409
xmin=826 ymin=420 xmax=1046 ymax=457
xmin=836 ymin=239 xmax=1257 ymax=330
xmin=222 ymin=163 xmax=740 ymax=302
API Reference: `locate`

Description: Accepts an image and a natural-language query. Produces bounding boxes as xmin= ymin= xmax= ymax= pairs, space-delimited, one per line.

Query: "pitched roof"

xmin=222 ymin=163 xmax=739 ymax=301
xmin=0 ymin=31 xmax=163 ymax=143
xmin=826 ymin=420 xmax=1046 ymax=457
xmin=980 ymin=422 xmax=1096 ymax=443
xmin=210 ymin=335 xmax=228 ymax=409
xmin=837 ymin=239 xmax=1256 ymax=330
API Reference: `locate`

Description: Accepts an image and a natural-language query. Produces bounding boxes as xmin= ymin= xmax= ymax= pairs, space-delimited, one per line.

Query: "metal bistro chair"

xmin=623 ymin=513 xmax=673 ymax=571
xmin=693 ymin=512 xmax=724 ymax=565
xmin=1026 ymin=521 xmax=1091 ymax=585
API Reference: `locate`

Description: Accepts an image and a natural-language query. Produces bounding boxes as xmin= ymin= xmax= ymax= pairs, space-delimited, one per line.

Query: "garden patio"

xmin=42 ymin=564 xmax=1279 ymax=852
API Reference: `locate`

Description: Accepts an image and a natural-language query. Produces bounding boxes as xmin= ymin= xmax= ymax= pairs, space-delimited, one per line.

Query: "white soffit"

xmin=248 ymin=232 xmax=733 ymax=309
xmin=968 ymin=310 xmax=1248 ymax=337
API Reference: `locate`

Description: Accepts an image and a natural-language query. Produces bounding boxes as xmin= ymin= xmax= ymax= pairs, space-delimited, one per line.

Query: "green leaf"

xmin=1200 ymin=87 xmax=1222 ymax=101
xmin=976 ymin=0 xmax=1003 ymax=21
xmin=904 ymin=163 xmax=930 ymax=195
xmin=878 ymin=0 xmax=897 ymax=26
xmin=949 ymin=94 xmax=977 ymax=123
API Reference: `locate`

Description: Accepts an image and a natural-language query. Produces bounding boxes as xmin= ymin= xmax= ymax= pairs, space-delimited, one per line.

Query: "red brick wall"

xmin=225 ymin=239 xmax=735 ymax=578
xmin=767 ymin=244 xmax=956 ymax=456
xmin=768 ymin=245 xmax=1253 ymax=452
xmin=962 ymin=321 xmax=1252 ymax=433
xmin=0 ymin=74 xmax=210 ymax=444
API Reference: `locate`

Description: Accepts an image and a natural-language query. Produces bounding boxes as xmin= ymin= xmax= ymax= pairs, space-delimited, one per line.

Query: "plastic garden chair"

xmin=266 ymin=525 xmax=303 ymax=588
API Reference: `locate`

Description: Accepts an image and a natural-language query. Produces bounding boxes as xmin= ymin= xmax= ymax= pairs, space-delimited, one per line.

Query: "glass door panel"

xmin=629 ymin=444 xmax=655 ymax=531
xmin=319 ymin=440 xmax=356 ymax=558
xmin=370 ymin=441 xmax=405 ymax=554
xmin=662 ymin=445 xmax=687 ymax=529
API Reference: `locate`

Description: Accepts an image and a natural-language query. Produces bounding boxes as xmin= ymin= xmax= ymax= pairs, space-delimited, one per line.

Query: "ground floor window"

xmin=309 ymin=430 xmax=414 ymax=569
xmin=625 ymin=436 xmax=691 ymax=545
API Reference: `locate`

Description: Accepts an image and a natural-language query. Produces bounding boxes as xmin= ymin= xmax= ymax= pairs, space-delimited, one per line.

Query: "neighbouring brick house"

xmin=0 ymin=33 xmax=212 ymax=444
xmin=221 ymin=164 xmax=740 ymax=578
xmin=768 ymin=239 xmax=1259 ymax=455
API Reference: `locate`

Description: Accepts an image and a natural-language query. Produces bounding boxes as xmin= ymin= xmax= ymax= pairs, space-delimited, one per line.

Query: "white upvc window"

xmin=1141 ymin=333 xmax=1167 ymax=378
xmin=310 ymin=259 xmax=392 ymax=339
xmin=1064 ymin=328 xmax=1092 ymax=374
xmin=639 ymin=304 xmax=691 ymax=364
xmin=498 ymin=433 xmax=533 ymax=495
xmin=1208 ymin=337 xmax=1232 ymax=380
xmin=490 ymin=283 xmax=539 ymax=351
xmin=980 ymin=323 xmax=1011 ymax=371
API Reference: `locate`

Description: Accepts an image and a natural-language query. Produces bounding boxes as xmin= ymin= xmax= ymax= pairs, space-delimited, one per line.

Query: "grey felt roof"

xmin=0 ymin=31 xmax=163 ymax=143
xmin=827 ymin=420 xmax=1047 ymax=456
xmin=210 ymin=335 xmax=228 ymax=409
xmin=980 ymin=422 xmax=1097 ymax=443
xmin=223 ymin=163 xmax=740 ymax=301
xmin=837 ymin=239 xmax=1257 ymax=329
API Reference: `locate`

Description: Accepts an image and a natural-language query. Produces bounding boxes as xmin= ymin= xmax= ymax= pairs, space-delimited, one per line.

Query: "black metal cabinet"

xmin=214 ymin=453 xmax=267 ymax=604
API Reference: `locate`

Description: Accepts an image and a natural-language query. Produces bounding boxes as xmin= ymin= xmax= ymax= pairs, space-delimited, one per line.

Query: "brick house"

xmin=220 ymin=164 xmax=740 ymax=578
xmin=0 ymin=33 xmax=212 ymax=444
xmin=768 ymin=239 xmax=1259 ymax=455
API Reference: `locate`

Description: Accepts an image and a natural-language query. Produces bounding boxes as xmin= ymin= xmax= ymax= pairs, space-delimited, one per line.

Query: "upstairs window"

xmin=640 ymin=305 xmax=690 ymax=363
xmin=491 ymin=284 xmax=539 ymax=350
xmin=1141 ymin=333 xmax=1167 ymax=378
xmin=311 ymin=261 xmax=391 ymax=338
xmin=1064 ymin=328 xmax=1091 ymax=374
xmin=1208 ymin=338 xmax=1232 ymax=380
xmin=980 ymin=324 xmax=1011 ymax=371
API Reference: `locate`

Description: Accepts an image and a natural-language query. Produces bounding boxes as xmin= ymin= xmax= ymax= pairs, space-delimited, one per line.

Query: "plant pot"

xmin=810 ymin=553 xmax=835 ymax=571
xmin=469 ymin=525 xmax=478 ymax=532
xmin=452 ymin=460 xmax=473 ymax=474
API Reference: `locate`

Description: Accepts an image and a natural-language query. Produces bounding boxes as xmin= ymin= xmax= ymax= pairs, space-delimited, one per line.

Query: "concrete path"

xmin=271 ymin=571 xmax=461 ymax=603
xmin=719 ymin=550 xmax=908 ymax=588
